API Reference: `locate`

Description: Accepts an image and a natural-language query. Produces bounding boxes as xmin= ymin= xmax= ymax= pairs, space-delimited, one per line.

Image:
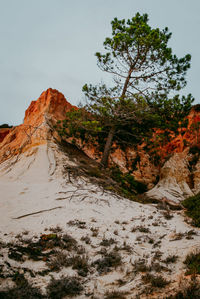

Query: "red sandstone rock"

xmin=0 ymin=128 xmax=12 ymax=143
xmin=0 ymin=88 xmax=76 ymax=162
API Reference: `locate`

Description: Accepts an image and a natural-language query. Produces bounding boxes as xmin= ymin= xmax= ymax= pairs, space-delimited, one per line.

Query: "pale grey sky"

xmin=0 ymin=0 xmax=199 ymax=125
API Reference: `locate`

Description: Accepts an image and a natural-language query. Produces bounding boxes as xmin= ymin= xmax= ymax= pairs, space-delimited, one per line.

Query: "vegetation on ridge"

xmin=58 ymin=12 xmax=194 ymax=168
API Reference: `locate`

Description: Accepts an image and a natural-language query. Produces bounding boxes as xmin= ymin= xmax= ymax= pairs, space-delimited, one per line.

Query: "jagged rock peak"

xmin=0 ymin=88 xmax=76 ymax=163
xmin=24 ymin=88 xmax=75 ymax=126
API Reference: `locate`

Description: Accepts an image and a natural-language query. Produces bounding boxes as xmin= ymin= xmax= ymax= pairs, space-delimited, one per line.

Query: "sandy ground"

xmin=0 ymin=143 xmax=200 ymax=298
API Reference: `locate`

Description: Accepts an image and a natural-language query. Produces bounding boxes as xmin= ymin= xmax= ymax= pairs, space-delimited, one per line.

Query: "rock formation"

xmin=0 ymin=127 xmax=11 ymax=143
xmin=0 ymin=88 xmax=75 ymax=163
xmin=147 ymin=107 xmax=200 ymax=203
xmin=0 ymin=89 xmax=200 ymax=298
xmin=0 ymin=88 xmax=199 ymax=201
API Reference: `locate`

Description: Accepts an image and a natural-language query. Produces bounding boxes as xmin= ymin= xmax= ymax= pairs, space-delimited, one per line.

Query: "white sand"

xmin=0 ymin=142 xmax=200 ymax=298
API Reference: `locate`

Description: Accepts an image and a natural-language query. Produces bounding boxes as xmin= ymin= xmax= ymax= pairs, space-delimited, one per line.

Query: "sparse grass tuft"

xmin=47 ymin=276 xmax=83 ymax=298
xmin=94 ymin=249 xmax=122 ymax=274
xmin=162 ymin=255 xmax=178 ymax=264
xmin=133 ymin=259 xmax=151 ymax=273
xmin=142 ymin=273 xmax=170 ymax=288
xmin=104 ymin=290 xmax=127 ymax=299
xmin=100 ymin=238 xmax=117 ymax=247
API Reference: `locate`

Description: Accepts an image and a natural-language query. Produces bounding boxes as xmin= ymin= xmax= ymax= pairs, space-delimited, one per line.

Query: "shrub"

xmin=104 ymin=290 xmax=127 ymax=299
xmin=47 ymin=250 xmax=69 ymax=271
xmin=47 ymin=276 xmax=83 ymax=298
xmin=62 ymin=234 xmax=78 ymax=250
xmin=182 ymin=192 xmax=200 ymax=227
xmin=111 ymin=167 xmax=147 ymax=195
xmin=162 ymin=255 xmax=178 ymax=264
xmin=184 ymin=250 xmax=200 ymax=275
xmin=0 ymin=273 xmax=43 ymax=299
xmin=142 ymin=273 xmax=169 ymax=288
xmin=70 ymin=255 xmax=90 ymax=277
xmin=100 ymin=238 xmax=117 ymax=247
xmin=94 ymin=250 xmax=122 ymax=274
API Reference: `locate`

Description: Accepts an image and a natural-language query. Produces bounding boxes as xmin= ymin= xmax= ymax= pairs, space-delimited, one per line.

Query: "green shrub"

xmin=184 ymin=251 xmax=200 ymax=275
xmin=0 ymin=273 xmax=43 ymax=299
xmin=47 ymin=276 xmax=83 ymax=298
xmin=142 ymin=273 xmax=169 ymax=288
xmin=111 ymin=167 xmax=147 ymax=195
xmin=182 ymin=192 xmax=200 ymax=227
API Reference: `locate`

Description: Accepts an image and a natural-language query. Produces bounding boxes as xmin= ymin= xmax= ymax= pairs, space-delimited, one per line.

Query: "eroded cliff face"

xmin=146 ymin=108 xmax=200 ymax=202
xmin=0 ymin=128 xmax=11 ymax=143
xmin=0 ymin=88 xmax=75 ymax=163
xmin=0 ymin=88 xmax=199 ymax=202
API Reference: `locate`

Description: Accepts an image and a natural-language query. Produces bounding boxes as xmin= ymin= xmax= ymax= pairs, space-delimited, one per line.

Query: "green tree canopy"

xmin=61 ymin=13 xmax=193 ymax=167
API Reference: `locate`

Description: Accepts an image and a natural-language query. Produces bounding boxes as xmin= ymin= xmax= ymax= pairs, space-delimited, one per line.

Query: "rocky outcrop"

xmin=146 ymin=150 xmax=194 ymax=203
xmin=0 ymin=88 xmax=75 ymax=163
xmin=146 ymin=107 xmax=200 ymax=203
xmin=0 ymin=88 xmax=199 ymax=202
xmin=0 ymin=128 xmax=11 ymax=143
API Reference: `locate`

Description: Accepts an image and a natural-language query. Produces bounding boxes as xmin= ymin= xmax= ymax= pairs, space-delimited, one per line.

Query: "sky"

xmin=0 ymin=0 xmax=199 ymax=125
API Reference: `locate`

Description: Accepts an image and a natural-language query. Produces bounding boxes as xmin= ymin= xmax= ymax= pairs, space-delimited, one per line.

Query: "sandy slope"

xmin=0 ymin=143 xmax=200 ymax=298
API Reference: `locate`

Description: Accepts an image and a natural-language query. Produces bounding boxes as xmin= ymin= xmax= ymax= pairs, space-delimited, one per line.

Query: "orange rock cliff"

xmin=0 ymin=88 xmax=199 ymax=189
xmin=0 ymin=88 xmax=75 ymax=162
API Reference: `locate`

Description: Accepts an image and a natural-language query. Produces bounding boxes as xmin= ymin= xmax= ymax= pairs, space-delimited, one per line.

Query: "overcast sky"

xmin=0 ymin=0 xmax=199 ymax=125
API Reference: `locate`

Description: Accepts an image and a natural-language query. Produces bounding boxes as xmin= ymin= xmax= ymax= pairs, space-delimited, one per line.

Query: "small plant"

xmin=104 ymin=290 xmax=127 ymax=299
xmin=142 ymin=273 xmax=170 ymax=288
xmin=182 ymin=192 xmax=200 ymax=227
xmin=62 ymin=233 xmax=77 ymax=251
xmin=185 ymin=229 xmax=197 ymax=240
xmin=67 ymin=219 xmax=87 ymax=229
xmin=94 ymin=249 xmax=122 ymax=274
xmin=47 ymin=276 xmax=83 ymax=298
xmin=184 ymin=250 xmax=200 ymax=275
xmin=81 ymin=235 xmax=91 ymax=244
xmin=120 ymin=241 xmax=132 ymax=253
xmin=0 ymin=273 xmax=43 ymax=298
xmin=162 ymin=255 xmax=178 ymax=264
xmin=90 ymin=227 xmax=99 ymax=237
xmin=49 ymin=225 xmax=63 ymax=233
xmin=122 ymin=221 xmax=128 ymax=225
xmin=47 ymin=250 xmax=69 ymax=271
xmin=131 ymin=226 xmax=150 ymax=233
xmin=133 ymin=259 xmax=150 ymax=273
xmin=70 ymin=255 xmax=90 ymax=277
xmin=163 ymin=210 xmax=173 ymax=220
xmin=100 ymin=238 xmax=117 ymax=247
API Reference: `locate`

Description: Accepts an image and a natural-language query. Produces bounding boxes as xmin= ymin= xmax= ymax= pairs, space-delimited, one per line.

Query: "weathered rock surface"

xmin=147 ymin=108 xmax=200 ymax=203
xmin=0 ymin=88 xmax=75 ymax=163
xmin=147 ymin=151 xmax=194 ymax=203
xmin=0 ymin=128 xmax=11 ymax=143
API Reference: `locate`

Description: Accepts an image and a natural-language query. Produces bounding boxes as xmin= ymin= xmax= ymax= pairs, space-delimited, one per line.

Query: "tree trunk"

xmin=100 ymin=126 xmax=115 ymax=167
xmin=101 ymin=67 xmax=133 ymax=168
xmin=121 ymin=67 xmax=133 ymax=98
